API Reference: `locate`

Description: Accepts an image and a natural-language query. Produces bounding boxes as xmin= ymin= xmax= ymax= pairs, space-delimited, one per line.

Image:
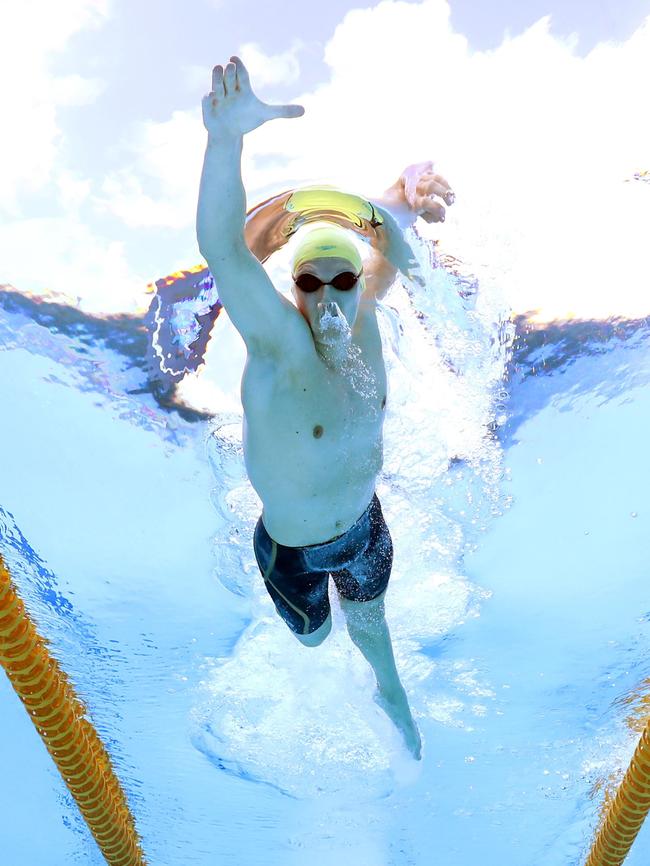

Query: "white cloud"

xmin=0 ymin=0 xmax=130 ymax=312
xmin=182 ymin=41 xmax=302 ymax=95
xmin=97 ymin=171 xmax=184 ymax=228
xmin=238 ymin=41 xmax=303 ymax=88
xmin=182 ymin=63 xmax=215 ymax=94
xmin=94 ymin=110 xmax=205 ymax=229
xmin=50 ymin=73 xmax=105 ymax=107
xmin=103 ymin=42 xmax=302 ymax=232
xmin=2 ymin=0 xmax=648 ymax=320
xmin=0 ymin=217 xmax=150 ymax=313
xmin=240 ymin=1 xmax=650 ymax=320
xmin=56 ymin=170 xmax=93 ymax=211
xmin=0 ymin=0 xmax=109 ymax=212
xmin=3 ymin=0 xmax=109 ymax=54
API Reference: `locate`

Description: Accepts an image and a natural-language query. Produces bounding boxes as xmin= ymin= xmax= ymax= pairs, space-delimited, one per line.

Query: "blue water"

xmin=1 ymin=249 xmax=649 ymax=864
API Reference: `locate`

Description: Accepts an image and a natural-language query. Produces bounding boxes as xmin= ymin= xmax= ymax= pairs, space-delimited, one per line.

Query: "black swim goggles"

xmin=292 ymin=269 xmax=363 ymax=293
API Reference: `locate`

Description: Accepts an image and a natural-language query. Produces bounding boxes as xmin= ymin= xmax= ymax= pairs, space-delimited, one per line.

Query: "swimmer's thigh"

xmin=331 ymin=500 xmax=393 ymax=603
xmin=253 ymin=518 xmax=332 ymax=636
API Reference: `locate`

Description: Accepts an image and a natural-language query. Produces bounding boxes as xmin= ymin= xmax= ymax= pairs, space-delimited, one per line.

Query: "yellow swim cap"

xmin=291 ymin=225 xmax=363 ymax=276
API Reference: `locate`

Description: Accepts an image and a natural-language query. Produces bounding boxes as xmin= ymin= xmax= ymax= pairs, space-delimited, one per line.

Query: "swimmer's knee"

xmin=340 ymin=589 xmax=386 ymax=611
xmin=294 ymin=612 xmax=332 ymax=647
xmin=340 ymin=591 xmax=386 ymax=626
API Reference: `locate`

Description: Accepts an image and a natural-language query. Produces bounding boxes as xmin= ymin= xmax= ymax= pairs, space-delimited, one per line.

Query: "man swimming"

xmin=197 ymin=56 xmax=454 ymax=760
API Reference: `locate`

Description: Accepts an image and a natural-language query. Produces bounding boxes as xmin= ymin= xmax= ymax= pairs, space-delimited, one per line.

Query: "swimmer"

xmin=197 ymin=56 xmax=454 ymax=760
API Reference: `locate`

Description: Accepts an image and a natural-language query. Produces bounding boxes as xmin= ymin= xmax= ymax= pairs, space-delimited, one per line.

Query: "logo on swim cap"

xmin=291 ymin=225 xmax=363 ymax=275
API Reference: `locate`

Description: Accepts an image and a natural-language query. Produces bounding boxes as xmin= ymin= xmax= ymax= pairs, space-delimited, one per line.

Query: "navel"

xmin=381 ymin=396 xmax=387 ymax=410
xmin=313 ymin=424 xmax=324 ymax=439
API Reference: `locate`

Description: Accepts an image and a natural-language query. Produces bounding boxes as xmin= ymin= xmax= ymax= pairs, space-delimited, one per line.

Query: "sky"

xmin=1 ymin=0 xmax=649 ymax=319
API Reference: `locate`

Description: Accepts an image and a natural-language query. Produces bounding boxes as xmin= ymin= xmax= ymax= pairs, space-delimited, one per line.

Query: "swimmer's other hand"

xmin=382 ymin=161 xmax=455 ymax=225
xmin=202 ymin=55 xmax=305 ymax=138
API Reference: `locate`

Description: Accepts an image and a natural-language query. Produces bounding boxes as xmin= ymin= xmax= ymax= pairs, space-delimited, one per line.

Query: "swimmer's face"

xmin=291 ymin=256 xmax=364 ymax=346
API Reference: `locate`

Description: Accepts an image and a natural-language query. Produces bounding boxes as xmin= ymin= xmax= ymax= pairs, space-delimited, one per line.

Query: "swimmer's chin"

xmin=312 ymin=317 xmax=352 ymax=341
xmin=312 ymin=329 xmax=352 ymax=365
xmin=312 ymin=328 xmax=352 ymax=350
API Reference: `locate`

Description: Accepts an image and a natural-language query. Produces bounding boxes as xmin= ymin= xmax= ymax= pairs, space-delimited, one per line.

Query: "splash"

xmin=340 ymin=341 xmax=380 ymax=409
xmin=316 ymin=301 xmax=351 ymax=337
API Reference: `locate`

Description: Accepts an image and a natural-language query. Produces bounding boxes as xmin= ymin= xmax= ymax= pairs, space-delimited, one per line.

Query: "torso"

xmin=241 ymin=299 xmax=387 ymax=546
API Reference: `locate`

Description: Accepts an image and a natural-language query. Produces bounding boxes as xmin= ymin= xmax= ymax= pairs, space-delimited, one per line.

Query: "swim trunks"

xmin=253 ymin=493 xmax=393 ymax=636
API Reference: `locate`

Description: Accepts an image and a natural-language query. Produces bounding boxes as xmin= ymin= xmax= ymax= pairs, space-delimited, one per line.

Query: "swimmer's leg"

xmin=339 ymin=592 xmax=395 ymax=686
xmin=339 ymin=592 xmax=421 ymax=759
xmin=294 ymin=611 xmax=332 ymax=648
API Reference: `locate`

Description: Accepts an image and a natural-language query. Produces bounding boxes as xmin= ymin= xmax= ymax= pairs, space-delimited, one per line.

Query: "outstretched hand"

xmin=202 ymin=55 xmax=304 ymax=138
xmin=381 ymin=161 xmax=455 ymax=226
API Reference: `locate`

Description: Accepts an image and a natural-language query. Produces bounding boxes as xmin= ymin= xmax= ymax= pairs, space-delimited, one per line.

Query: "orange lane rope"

xmin=584 ymin=716 xmax=650 ymax=866
xmin=0 ymin=554 xmax=147 ymax=865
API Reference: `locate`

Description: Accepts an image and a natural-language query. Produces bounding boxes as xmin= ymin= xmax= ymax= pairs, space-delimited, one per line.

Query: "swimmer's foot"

xmin=374 ymin=685 xmax=422 ymax=760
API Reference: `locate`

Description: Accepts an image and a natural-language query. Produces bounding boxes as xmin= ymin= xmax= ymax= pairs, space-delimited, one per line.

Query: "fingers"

xmin=267 ymin=103 xmax=305 ymax=120
xmin=205 ymin=56 xmax=305 ymax=131
xmin=405 ymin=162 xmax=455 ymax=207
xmin=421 ymin=200 xmax=446 ymax=223
xmin=223 ymin=61 xmax=237 ymax=94
xmin=211 ymin=64 xmax=224 ymax=97
xmin=419 ymin=176 xmax=455 ymax=205
xmin=286 ymin=104 xmax=305 ymax=118
xmin=404 ymin=160 xmax=435 ymax=177
xmin=230 ymin=55 xmax=250 ymax=91
xmin=428 ymin=172 xmax=451 ymax=192
xmin=433 ymin=173 xmax=454 ymax=205
xmin=433 ymin=173 xmax=455 ymax=206
xmin=417 ymin=172 xmax=454 ymax=205
xmin=210 ymin=60 xmax=240 ymax=98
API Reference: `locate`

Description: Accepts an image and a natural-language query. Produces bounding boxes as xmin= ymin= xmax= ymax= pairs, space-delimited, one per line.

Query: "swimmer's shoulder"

xmin=250 ymin=293 xmax=317 ymax=367
xmin=242 ymin=297 xmax=318 ymax=385
xmin=203 ymin=239 xmax=314 ymax=362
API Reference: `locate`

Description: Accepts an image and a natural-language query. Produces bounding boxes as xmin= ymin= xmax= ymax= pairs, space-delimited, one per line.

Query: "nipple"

xmin=313 ymin=425 xmax=324 ymax=439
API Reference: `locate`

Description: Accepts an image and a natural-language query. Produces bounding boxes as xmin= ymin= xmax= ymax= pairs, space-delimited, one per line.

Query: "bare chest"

xmin=240 ymin=325 xmax=387 ymax=503
xmin=242 ymin=341 xmax=387 ymax=447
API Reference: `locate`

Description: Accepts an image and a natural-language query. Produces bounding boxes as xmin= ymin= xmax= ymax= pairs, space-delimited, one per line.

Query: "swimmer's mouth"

xmin=317 ymin=300 xmax=341 ymax=317
xmin=316 ymin=301 xmax=349 ymax=328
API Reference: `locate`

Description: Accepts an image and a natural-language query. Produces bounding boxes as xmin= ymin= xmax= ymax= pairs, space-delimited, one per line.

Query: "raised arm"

xmin=197 ymin=56 xmax=307 ymax=355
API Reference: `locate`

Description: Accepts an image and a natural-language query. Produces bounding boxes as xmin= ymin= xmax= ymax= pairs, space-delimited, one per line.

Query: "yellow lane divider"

xmin=0 ymin=554 xmax=147 ymax=865
xmin=585 ymin=715 xmax=650 ymax=865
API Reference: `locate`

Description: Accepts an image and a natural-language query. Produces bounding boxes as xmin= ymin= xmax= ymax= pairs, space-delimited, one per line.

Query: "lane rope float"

xmin=0 ymin=554 xmax=147 ymax=865
xmin=584 ymin=715 xmax=650 ymax=866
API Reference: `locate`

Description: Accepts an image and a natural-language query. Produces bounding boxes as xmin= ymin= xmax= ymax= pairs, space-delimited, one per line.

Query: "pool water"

xmin=0 ymin=233 xmax=649 ymax=864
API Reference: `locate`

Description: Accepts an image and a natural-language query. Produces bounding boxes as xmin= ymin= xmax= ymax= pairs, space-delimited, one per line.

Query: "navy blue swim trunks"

xmin=253 ymin=493 xmax=393 ymax=636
